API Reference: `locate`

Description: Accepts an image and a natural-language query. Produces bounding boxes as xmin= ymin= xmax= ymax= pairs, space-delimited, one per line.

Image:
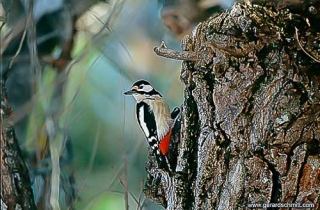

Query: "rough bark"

xmin=1 ymin=81 xmax=36 ymax=210
xmin=147 ymin=1 xmax=320 ymax=209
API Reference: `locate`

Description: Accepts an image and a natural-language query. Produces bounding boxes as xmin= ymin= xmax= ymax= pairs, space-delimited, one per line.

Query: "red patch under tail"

xmin=159 ymin=129 xmax=172 ymax=155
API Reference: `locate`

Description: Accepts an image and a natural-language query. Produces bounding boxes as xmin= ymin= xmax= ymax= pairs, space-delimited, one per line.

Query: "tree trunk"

xmin=1 ymin=81 xmax=36 ymax=210
xmin=148 ymin=1 xmax=320 ymax=209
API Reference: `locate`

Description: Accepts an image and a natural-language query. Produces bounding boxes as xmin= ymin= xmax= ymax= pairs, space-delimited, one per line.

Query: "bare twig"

xmin=90 ymin=11 xmax=133 ymax=65
xmin=154 ymin=41 xmax=199 ymax=61
xmin=0 ymin=20 xmax=6 ymax=32
xmin=0 ymin=18 xmax=27 ymax=55
xmin=295 ymin=27 xmax=320 ymax=63
xmin=80 ymin=164 xmax=124 ymax=209
xmin=111 ymin=167 xmax=141 ymax=206
xmin=36 ymin=31 xmax=60 ymax=45
xmin=8 ymin=29 xmax=27 ymax=69
xmin=124 ymin=155 xmax=129 ymax=210
xmin=76 ymin=122 xmax=101 ymax=195
xmin=136 ymin=180 xmax=144 ymax=210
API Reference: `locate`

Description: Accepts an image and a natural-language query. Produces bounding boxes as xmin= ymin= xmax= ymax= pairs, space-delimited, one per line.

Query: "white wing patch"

xmin=139 ymin=106 xmax=150 ymax=137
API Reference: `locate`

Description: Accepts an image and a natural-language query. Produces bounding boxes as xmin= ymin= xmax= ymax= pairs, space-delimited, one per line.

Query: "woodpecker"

xmin=124 ymin=80 xmax=179 ymax=173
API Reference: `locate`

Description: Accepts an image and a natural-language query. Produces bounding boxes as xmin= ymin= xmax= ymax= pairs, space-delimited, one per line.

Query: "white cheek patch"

xmin=139 ymin=106 xmax=150 ymax=137
xmin=142 ymin=85 xmax=153 ymax=92
xmin=133 ymin=94 xmax=145 ymax=102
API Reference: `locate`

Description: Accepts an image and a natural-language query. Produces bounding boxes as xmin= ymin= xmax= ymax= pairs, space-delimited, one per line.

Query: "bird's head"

xmin=124 ymin=80 xmax=162 ymax=102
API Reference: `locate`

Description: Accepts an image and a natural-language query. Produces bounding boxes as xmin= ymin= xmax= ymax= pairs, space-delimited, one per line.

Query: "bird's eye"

xmin=139 ymin=85 xmax=144 ymax=89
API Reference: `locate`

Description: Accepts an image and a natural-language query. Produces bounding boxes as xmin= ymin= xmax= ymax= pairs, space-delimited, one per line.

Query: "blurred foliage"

xmin=2 ymin=0 xmax=183 ymax=209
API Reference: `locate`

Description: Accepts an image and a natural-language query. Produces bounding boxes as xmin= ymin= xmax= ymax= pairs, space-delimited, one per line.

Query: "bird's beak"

xmin=124 ymin=86 xmax=138 ymax=95
xmin=124 ymin=90 xmax=135 ymax=95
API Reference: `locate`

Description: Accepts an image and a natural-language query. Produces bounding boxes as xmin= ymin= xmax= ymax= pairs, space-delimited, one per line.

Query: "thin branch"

xmin=295 ymin=27 xmax=320 ymax=63
xmin=73 ymin=159 xmax=128 ymax=208
xmin=36 ymin=30 xmax=60 ymax=45
xmin=124 ymin=155 xmax=129 ymax=210
xmin=111 ymin=167 xmax=141 ymax=206
xmin=136 ymin=180 xmax=144 ymax=210
xmin=0 ymin=18 xmax=27 ymax=55
xmin=74 ymin=122 xmax=101 ymax=201
xmin=8 ymin=29 xmax=27 ymax=69
xmin=0 ymin=19 xmax=6 ymax=32
xmin=154 ymin=41 xmax=199 ymax=61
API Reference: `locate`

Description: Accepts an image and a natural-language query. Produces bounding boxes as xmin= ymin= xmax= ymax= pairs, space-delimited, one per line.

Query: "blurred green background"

xmin=20 ymin=0 xmax=184 ymax=209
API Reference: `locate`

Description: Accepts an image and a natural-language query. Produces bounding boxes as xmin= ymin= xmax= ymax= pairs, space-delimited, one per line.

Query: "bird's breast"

xmin=148 ymin=99 xmax=172 ymax=140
